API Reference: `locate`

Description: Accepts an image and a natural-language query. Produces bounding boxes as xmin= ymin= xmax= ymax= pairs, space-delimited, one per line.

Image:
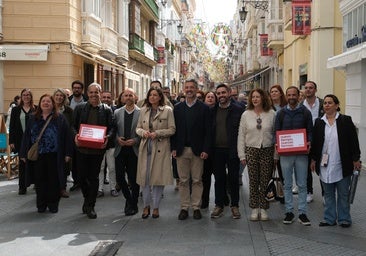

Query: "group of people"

xmin=7 ymin=78 xmax=361 ymax=228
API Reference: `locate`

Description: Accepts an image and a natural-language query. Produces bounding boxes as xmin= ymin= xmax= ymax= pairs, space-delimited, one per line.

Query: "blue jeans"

xmin=280 ymin=155 xmax=308 ymax=215
xmin=321 ymin=176 xmax=351 ymax=225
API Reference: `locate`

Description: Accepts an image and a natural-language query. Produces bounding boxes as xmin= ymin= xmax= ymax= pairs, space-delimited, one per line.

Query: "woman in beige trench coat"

xmin=136 ymin=87 xmax=176 ymax=219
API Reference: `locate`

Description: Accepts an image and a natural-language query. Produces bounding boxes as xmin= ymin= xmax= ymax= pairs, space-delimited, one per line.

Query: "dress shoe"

xmin=340 ymin=223 xmax=351 ymax=228
xmin=18 ymin=188 xmax=27 ymax=195
xmin=49 ymin=207 xmax=58 ymax=213
xmin=319 ymin=221 xmax=337 ymax=227
xmin=69 ymin=183 xmax=80 ymax=191
xmin=60 ymin=189 xmax=69 ymax=198
xmin=142 ymin=206 xmax=150 ymax=219
xmin=97 ymin=190 xmax=104 ymax=198
xmin=152 ymin=208 xmax=159 ymax=218
xmin=178 ymin=209 xmax=189 ymax=220
xmin=38 ymin=207 xmax=47 ymax=213
xmin=86 ymin=207 xmax=97 ymax=219
xmin=193 ymin=209 xmax=202 ymax=220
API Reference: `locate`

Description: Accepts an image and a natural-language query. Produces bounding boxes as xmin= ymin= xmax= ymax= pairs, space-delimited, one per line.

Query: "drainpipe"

xmin=0 ymin=0 xmax=3 ymax=40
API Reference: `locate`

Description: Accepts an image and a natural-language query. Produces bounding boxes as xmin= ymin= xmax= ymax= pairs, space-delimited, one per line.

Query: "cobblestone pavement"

xmin=0 ymin=167 xmax=365 ymax=256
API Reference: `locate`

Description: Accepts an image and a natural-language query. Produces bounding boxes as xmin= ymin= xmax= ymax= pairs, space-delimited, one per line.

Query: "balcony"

xmin=100 ymin=27 xmax=118 ymax=59
xmin=116 ymin=36 xmax=129 ymax=66
xmin=129 ymin=33 xmax=157 ymax=67
xmin=81 ymin=13 xmax=102 ymax=53
xmin=143 ymin=0 xmax=159 ymax=19
xmin=268 ymin=25 xmax=284 ymax=51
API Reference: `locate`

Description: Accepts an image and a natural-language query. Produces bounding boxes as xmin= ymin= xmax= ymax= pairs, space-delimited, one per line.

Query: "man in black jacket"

xmin=73 ymin=83 xmax=114 ymax=219
xmin=210 ymin=84 xmax=244 ymax=219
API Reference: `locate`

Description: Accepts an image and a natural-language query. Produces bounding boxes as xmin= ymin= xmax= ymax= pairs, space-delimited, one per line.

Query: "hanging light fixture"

xmin=239 ymin=6 xmax=248 ymax=23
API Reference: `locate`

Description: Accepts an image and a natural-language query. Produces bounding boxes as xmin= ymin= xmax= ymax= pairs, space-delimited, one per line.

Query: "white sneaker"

xmin=250 ymin=208 xmax=259 ymax=221
xmin=292 ymin=185 xmax=298 ymax=194
xmin=259 ymin=209 xmax=269 ymax=221
xmin=306 ymin=193 xmax=313 ymax=203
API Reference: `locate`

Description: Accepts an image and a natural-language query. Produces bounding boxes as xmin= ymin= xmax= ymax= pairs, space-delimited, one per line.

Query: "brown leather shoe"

xmin=152 ymin=208 xmax=159 ymax=218
xmin=142 ymin=206 xmax=150 ymax=219
xmin=60 ymin=189 xmax=69 ymax=198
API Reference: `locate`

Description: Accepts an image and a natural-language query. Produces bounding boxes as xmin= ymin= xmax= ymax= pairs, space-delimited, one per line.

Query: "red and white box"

xmin=276 ymin=129 xmax=308 ymax=155
xmin=78 ymin=124 xmax=106 ymax=149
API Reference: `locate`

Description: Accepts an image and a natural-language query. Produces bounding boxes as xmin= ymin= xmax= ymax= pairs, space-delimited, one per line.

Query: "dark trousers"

xmin=307 ymin=157 xmax=313 ymax=194
xmin=115 ymin=147 xmax=139 ymax=207
xmin=18 ymin=160 xmax=26 ymax=190
xmin=71 ymin=149 xmax=79 ymax=185
xmin=213 ymin=147 xmax=240 ymax=208
xmin=34 ymin=153 xmax=60 ymax=211
xmin=77 ymin=151 xmax=104 ymax=208
xmin=201 ymin=156 xmax=213 ymax=206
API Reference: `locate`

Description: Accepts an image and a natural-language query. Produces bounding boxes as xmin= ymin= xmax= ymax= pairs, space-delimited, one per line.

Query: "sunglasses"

xmin=256 ymin=117 xmax=262 ymax=130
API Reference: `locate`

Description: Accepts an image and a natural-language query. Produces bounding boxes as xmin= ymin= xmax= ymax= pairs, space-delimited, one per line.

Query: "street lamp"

xmin=159 ymin=20 xmax=183 ymax=34
xmin=239 ymin=7 xmax=248 ymax=23
xmin=160 ymin=0 xmax=167 ymax=6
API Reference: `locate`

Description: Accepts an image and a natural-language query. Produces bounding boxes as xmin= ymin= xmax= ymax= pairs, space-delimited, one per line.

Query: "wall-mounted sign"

xmin=0 ymin=44 xmax=49 ymax=61
xmin=346 ymin=25 xmax=366 ymax=48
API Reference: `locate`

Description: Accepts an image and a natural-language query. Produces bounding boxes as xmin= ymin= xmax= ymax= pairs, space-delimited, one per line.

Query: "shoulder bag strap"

xmin=35 ymin=116 xmax=52 ymax=143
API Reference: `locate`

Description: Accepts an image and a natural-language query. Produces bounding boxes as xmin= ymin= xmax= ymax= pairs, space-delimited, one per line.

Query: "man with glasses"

xmin=69 ymin=80 xmax=88 ymax=110
xmin=68 ymin=80 xmax=88 ymax=192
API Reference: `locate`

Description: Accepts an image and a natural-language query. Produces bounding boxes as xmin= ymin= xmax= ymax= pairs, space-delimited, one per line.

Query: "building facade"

xmin=327 ymin=0 xmax=366 ymax=166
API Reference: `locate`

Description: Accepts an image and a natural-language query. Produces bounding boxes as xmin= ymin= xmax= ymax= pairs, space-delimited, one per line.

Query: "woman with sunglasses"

xmin=237 ymin=88 xmax=277 ymax=221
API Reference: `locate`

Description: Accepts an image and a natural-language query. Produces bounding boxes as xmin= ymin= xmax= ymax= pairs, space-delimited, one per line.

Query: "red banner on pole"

xmin=259 ymin=34 xmax=273 ymax=56
xmin=292 ymin=1 xmax=311 ymax=35
xmin=157 ymin=46 xmax=165 ymax=64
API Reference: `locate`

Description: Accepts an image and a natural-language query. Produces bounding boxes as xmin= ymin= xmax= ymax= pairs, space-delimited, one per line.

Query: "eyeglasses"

xmin=73 ymin=87 xmax=82 ymax=90
xmin=256 ymin=117 xmax=262 ymax=130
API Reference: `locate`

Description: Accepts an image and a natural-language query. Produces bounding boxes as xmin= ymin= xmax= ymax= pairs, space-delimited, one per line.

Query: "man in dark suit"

xmin=171 ymin=78 xmax=212 ymax=220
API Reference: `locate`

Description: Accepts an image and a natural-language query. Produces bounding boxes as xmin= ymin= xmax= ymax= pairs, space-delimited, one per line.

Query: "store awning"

xmin=71 ymin=45 xmax=126 ymax=71
xmin=327 ymin=44 xmax=366 ymax=69
xmin=230 ymin=66 xmax=271 ymax=86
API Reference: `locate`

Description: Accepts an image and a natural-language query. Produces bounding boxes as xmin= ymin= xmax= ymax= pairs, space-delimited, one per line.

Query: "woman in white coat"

xmin=136 ymin=87 xmax=176 ymax=219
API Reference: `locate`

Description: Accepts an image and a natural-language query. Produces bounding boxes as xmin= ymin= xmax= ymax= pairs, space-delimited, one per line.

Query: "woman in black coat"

xmin=19 ymin=94 xmax=73 ymax=213
xmin=9 ymin=89 xmax=37 ymax=194
xmin=310 ymin=94 xmax=361 ymax=228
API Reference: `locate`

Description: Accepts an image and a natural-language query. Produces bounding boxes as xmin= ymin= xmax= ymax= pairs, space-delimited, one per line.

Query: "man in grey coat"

xmin=114 ymin=88 xmax=141 ymax=216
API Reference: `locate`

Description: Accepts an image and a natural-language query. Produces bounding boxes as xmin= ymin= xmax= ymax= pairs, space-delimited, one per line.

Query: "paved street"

xmin=0 ymin=169 xmax=366 ymax=256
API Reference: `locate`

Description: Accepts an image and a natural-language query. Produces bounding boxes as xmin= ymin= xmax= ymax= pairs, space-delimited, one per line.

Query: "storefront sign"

xmin=0 ymin=44 xmax=48 ymax=61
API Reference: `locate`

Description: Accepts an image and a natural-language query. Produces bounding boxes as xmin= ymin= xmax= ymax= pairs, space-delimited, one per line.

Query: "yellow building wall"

xmin=3 ymin=45 xmax=83 ymax=106
xmin=282 ymin=0 xmax=345 ymax=107
xmin=1 ymin=0 xmax=83 ymax=109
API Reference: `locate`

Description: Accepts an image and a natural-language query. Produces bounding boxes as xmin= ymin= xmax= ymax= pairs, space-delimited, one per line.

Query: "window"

xmin=343 ymin=2 xmax=366 ymax=50
xmin=82 ymin=0 xmax=100 ymax=17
